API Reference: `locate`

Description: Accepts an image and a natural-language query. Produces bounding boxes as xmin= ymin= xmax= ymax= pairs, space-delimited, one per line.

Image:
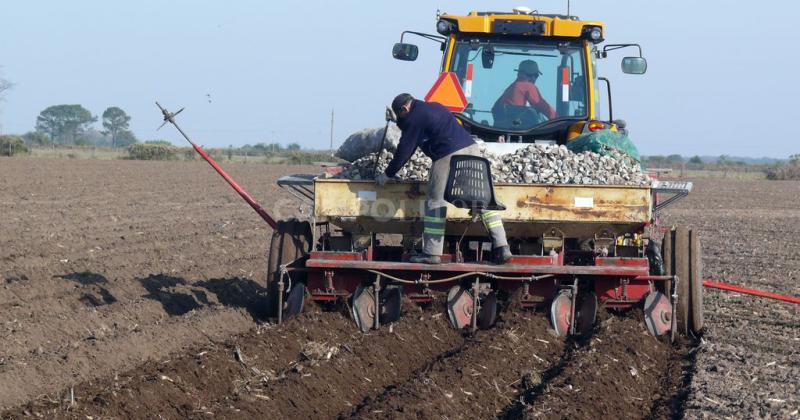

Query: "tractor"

xmin=269 ymin=8 xmax=702 ymax=338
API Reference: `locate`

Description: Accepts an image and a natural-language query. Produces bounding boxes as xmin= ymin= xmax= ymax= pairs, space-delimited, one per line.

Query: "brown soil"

xmin=661 ymin=179 xmax=799 ymax=418
xmin=0 ymin=158 xmax=316 ymax=410
xmin=1 ymin=158 xmax=797 ymax=418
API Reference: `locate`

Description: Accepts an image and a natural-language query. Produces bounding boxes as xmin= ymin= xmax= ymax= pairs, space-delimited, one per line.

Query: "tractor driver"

xmin=492 ymin=60 xmax=556 ymax=129
xmin=375 ymin=93 xmax=512 ymax=265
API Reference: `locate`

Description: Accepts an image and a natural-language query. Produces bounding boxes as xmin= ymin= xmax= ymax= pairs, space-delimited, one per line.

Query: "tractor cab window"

xmin=450 ymin=38 xmax=587 ymax=131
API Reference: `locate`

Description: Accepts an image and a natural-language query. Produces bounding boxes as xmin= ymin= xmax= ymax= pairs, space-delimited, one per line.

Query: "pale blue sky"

xmin=1 ymin=0 xmax=798 ymax=157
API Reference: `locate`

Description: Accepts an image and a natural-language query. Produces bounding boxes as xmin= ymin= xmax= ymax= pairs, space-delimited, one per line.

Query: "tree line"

xmin=28 ymin=104 xmax=136 ymax=147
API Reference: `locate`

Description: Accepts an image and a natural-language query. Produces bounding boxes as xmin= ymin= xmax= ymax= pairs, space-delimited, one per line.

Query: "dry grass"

xmin=23 ymin=146 xmax=337 ymax=165
xmin=659 ymin=169 xmax=766 ymax=180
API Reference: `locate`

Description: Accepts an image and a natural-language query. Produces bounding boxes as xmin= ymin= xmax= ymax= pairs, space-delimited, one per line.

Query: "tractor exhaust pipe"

xmin=156 ymin=102 xmax=278 ymax=230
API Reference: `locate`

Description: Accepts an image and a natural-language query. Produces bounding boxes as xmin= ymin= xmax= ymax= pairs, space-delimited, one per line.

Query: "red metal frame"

xmin=703 ymin=279 xmax=800 ymax=305
xmin=302 ymin=249 xmax=659 ymax=308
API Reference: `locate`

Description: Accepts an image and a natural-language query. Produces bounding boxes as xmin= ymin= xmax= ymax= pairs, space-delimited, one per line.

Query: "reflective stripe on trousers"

xmin=422 ymin=206 xmax=447 ymax=255
xmin=480 ymin=210 xmax=508 ymax=249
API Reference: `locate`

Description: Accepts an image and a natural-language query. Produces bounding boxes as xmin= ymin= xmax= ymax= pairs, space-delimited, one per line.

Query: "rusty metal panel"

xmin=314 ymin=179 xmax=651 ymax=224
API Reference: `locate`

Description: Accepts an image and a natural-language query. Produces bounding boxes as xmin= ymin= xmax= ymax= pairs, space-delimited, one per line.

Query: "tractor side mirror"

xmin=482 ymin=45 xmax=495 ymax=69
xmin=621 ymin=57 xmax=647 ymax=74
xmin=392 ymin=43 xmax=419 ymax=61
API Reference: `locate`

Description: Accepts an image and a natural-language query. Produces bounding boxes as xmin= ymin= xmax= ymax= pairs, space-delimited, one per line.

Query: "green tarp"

xmin=566 ymin=129 xmax=642 ymax=164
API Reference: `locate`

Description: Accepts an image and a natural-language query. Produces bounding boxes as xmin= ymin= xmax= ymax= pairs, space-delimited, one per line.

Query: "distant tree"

xmin=35 ymin=105 xmax=96 ymax=145
xmin=115 ymin=129 xmax=138 ymax=146
xmin=717 ymin=154 xmax=731 ymax=165
xmin=101 ymin=107 xmax=131 ymax=148
xmin=22 ymin=131 xmax=51 ymax=146
xmin=688 ymin=155 xmax=703 ymax=165
xmin=790 ymin=154 xmax=800 ymax=164
xmin=286 ymin=143 xmax=301 ymax=151
xmin=666 ymin=154 xmax=684 ymax=164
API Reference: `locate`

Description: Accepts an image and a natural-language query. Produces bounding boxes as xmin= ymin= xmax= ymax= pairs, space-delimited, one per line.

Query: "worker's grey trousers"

xmin=423 ymin=143 xmax=509 ymax=256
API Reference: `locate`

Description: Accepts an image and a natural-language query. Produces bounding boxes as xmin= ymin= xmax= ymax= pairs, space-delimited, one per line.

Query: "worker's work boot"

xmin=409 ymin=253 xmax=442 ymax=264
xmin=493 ymin=246 xmax=512 ymax=264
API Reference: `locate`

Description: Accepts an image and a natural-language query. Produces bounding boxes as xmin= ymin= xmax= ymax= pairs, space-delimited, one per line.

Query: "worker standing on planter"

xmin=375 ymin=93 xmax=511 ymax=265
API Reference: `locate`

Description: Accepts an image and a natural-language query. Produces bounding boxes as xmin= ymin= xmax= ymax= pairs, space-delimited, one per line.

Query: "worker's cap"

xmin=392 ymin=93 xmax=414 ymax=116
xmin=515 ymin=60 xmax=542 ymax=76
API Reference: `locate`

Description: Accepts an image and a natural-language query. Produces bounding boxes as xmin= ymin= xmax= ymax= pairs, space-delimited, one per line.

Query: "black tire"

xmin=661 ymin=229 xmax=673 ymax=295
xmin=264 ymin=219 xmax=312 ymax=319
xmin=478 ymin=291 xmax=498 ymax=330
xmin=689 ymin=230 xmax=704 ymax=334
xmin=283 ymin=281 xmax=305 ymax=319
xmin=380 ymin=286 xmax=402 ymax=324
xmin=646 ymin=240 xmax=665 ymax=276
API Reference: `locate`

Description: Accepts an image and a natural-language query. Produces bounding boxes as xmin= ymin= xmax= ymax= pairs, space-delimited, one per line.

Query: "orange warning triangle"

xmin=424 ymin=72 xmax=468 ymax=112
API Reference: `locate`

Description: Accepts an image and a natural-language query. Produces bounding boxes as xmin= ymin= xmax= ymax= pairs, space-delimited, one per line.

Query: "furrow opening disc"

xmin=644 ymin=291 xmax=672 ymax=336
xmin=351 ymin=285 xmax=375 ymax=333
xmin=550 ymin=292 xmax=573 ymax=337
xmin=447 ymin=285 xmax=474 ymax=330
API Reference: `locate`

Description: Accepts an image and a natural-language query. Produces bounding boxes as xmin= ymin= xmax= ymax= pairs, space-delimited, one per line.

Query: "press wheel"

xmin=477 ymin=291 xmax=498 ymax=330
xmin=575 ymin=291 xmax=597 ymax=336
xmin=265 ymin=219 xmax=312 ymax=319
xmin=283 ymin=282 xmax=305 ymax=319
xmin=351 ymin=285 xmax=403 ymax=333
xmin=381 ymin=286 xmax=403 ymax=325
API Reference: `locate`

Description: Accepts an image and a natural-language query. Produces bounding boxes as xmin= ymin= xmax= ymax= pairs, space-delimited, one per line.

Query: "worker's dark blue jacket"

xmin=385 ymin=100 xmax=475 ymax=178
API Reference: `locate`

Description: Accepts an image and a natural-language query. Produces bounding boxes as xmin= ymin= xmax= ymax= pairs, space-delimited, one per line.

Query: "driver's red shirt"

xmin=493 ymin=79 xmax=556 ymax=119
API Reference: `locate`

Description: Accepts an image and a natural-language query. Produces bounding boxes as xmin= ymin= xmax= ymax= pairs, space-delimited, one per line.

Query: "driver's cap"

xmin=515 ymin=60 xmax=542 ymax=76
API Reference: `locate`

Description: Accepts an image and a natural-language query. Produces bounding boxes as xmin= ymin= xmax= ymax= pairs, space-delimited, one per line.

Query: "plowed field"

xmin=0 ymin=158 xmax=797 ymax=418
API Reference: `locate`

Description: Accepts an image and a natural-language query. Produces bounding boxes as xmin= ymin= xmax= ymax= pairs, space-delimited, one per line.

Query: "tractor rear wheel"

xmin=264 ymin=218 xmax=312 ymax=320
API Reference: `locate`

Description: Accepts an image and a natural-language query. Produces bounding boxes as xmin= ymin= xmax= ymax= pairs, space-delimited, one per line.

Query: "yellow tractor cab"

xmin=392 ymin=8 xmax=647 ymax=149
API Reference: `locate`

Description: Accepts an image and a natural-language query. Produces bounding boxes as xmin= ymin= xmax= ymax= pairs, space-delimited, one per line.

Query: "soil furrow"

xmin=344 ymin=314 xmax=565 ymax=419
xmin=1 ymin=310 xmax=464 ymax=419
xmin=510 ymin=313 xmax=690 ymax=419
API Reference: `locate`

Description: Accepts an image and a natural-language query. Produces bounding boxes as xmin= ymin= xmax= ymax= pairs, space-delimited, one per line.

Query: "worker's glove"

xmin=385 ymin=106 xmax=397 ymax=123
xmin=375 ymin=172 xmax=390 ymax=186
